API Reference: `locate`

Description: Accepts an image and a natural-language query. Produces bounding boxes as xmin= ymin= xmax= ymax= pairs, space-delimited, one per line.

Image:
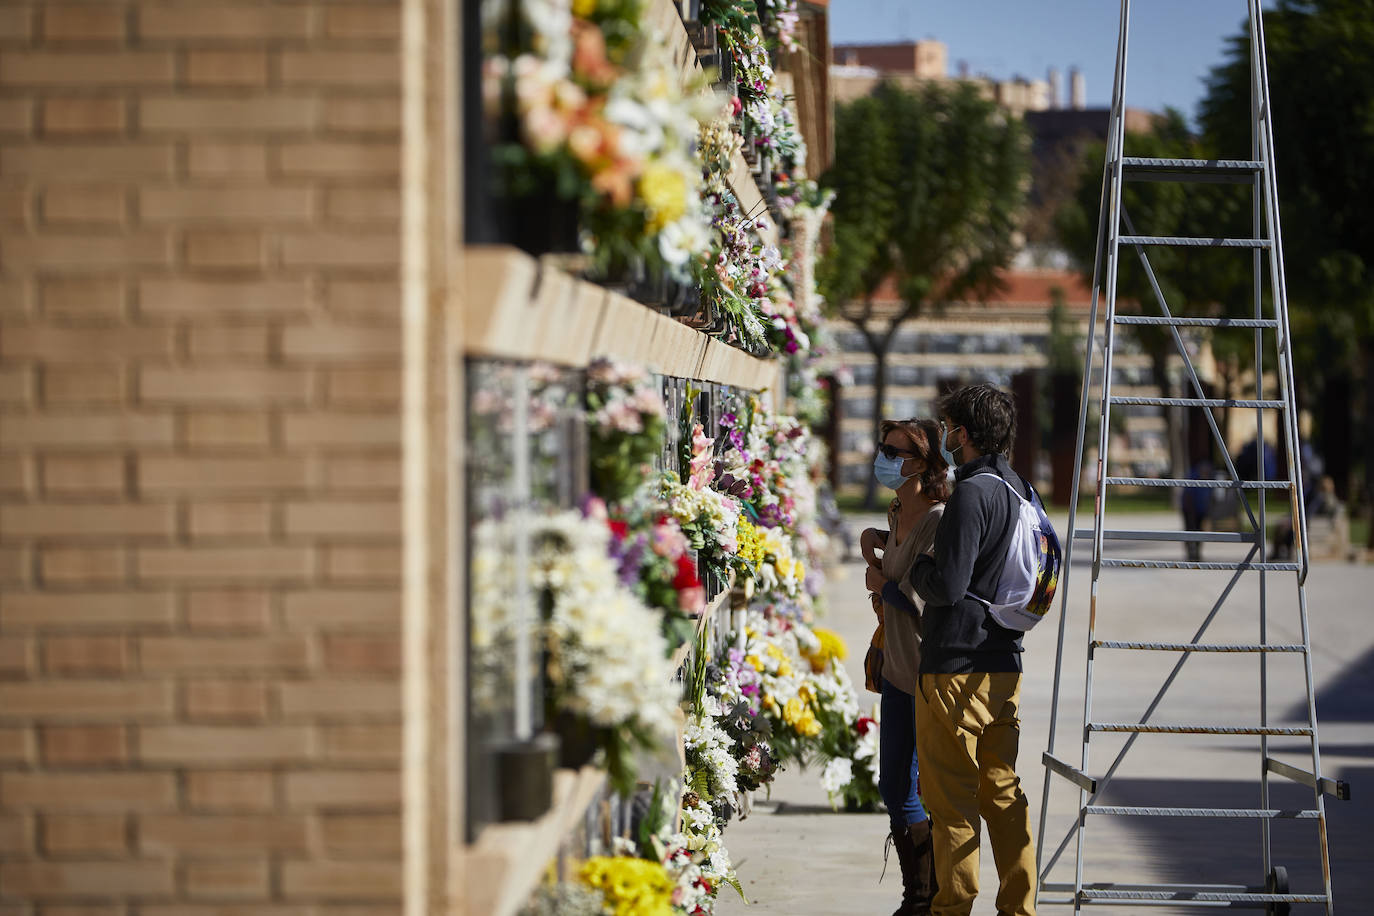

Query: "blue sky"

xmin=829 ymin=0 xmax=1268 ymax=119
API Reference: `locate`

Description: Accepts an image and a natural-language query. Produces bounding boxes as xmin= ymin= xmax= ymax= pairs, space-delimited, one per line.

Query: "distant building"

xmin=817 ymin=268 xmax=1200 ymax=498
xmin=831 ymin=40 xmax=1053 ymax=116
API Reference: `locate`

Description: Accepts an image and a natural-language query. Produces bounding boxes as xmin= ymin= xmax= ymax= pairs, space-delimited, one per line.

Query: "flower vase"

xmin=510 ymin=190 xmax=580 ymax=257
xmin=551 ymin=710 xmax=603 ymax=770
xmin=741 ymin=124 xmax=758 ymax=166
xmin=493 ymin=732 xmax=559 ymax=822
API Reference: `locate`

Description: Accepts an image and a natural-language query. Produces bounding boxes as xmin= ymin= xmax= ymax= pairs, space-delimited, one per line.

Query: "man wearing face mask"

xmin=906 ymin=383 xmax=1038 ymax=916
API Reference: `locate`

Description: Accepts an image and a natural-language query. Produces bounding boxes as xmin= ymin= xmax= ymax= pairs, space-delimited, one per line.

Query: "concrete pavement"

xmin=717 ymin=511 xmax=1374 ymax=915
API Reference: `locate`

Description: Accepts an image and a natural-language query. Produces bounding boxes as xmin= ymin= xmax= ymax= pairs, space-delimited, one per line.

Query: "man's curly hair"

xmin=936 ymin=383 xmax=1016 ymax=457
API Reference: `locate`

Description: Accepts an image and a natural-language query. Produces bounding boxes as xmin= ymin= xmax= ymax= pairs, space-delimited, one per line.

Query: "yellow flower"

xmin=579 ymin=856 xmax=673 ymax=916
xmin=798 ymin=682 xmax=815 ymax=703
xmin=776 ymin=658 xmax=793 ymax=678
xmin=638 ymin=163 xmax=687 ymax=232
xmin=745 ymin=654 xmax=763 ymax=672
xmin=798 ymin=709 xmax=822 ymax=737
xmin=572 ymin=0 xmax=597 ymax=16
xmin=813 ymin=627 xmax=849 ymax=663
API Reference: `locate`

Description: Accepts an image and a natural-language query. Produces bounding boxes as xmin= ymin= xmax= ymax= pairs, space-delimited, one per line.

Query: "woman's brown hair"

xmin=879 ymin=417 xmax=950 ymax=502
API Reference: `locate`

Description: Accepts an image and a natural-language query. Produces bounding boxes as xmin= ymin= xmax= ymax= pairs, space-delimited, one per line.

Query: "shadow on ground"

xmin=1072 ymin=770 xmax=1372 ymax=911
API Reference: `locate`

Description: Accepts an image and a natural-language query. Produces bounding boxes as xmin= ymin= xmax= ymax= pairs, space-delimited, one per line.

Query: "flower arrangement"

xmin=683 ymin=698 xmax=739 ymax=823
xmin=472 ymin=509 xmax=680 ymax=793
xmin=587 ymin=358 xmax=667 ymax=504
xmin=819 ymin=708 xmax=882 ymax=811
xmin=758 ymin=0 xmax=802 ymax=52
xmin=598 ymin=491 xmax=703 ymax=649
xmin=679 ymin=793 xmax=739 ymax=909
xmin=580 ymin=856 xmax=675 ymax=916
xmin=485 ymin=0 xmax=718 ymax=281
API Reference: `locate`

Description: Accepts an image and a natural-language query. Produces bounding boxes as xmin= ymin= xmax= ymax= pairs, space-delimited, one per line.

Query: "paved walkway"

xmin=719 ymin=512 xmax=1374 ymax=915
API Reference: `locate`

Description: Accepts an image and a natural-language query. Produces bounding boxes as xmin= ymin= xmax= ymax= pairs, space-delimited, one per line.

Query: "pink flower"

xmin=652 ymin=520 xmax=688 ymax=558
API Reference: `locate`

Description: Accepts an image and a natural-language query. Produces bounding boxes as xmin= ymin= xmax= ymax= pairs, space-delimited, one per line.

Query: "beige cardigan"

xmin=880 ymin=501 xmax=944 ymax=696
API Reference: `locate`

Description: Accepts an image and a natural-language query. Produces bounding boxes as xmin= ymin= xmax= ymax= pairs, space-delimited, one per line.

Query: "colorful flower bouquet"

xmin=472 ymin=508 xmax=680 ymax=794
xmin=587 ymin=358 xmax=667 ymax=504
xmin=484 ymin=0 xmax=718 ymax=281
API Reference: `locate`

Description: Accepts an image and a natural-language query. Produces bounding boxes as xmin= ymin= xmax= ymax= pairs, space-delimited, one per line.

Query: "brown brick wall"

xmin=0 ymin=1 xmax=404 ymax=910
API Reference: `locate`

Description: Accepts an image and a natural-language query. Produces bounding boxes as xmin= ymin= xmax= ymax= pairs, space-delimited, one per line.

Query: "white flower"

xmin=820 ymin=757 xmax=853 ymax=795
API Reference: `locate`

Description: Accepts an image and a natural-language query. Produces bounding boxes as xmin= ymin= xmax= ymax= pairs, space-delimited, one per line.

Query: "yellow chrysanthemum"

xmin=638 ymin=163 xmax=687 ymax=232
xmin=579 ymin=856 xmax=673 ymax=916
xmin=745 ymin=653 xmax=763 ymax=672
xmin=571 ymin=0 xmax=596 ymax=15
xmin=736 ymin=517 xmax=766 ymax=565
xmin=813 ymin=627 xmax=849 ymax=663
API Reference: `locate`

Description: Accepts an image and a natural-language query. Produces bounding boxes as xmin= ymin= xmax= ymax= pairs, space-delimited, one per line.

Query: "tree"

xmin=1055 ymin=110 xmax=1254 ymax=479
xmin=1200 ymin=0 xmax=1374 ymax=540
xmin=819 ymin=82 xmax=1030 ymax=506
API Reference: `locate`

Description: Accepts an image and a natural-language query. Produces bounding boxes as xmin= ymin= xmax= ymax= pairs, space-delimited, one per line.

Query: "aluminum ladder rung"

xmin=1100 ymin=558 xmax=1300 ymax=572
xmin=1121 ymin=157 xmax=1263 ymax=184
xmin=1119 ymin=235 xmax=1272 ymax=249
xmin=1113 ymin=315 xmax=1278 ymax=329
xmin=1109 ymin=396 xmax=1285 ymax=409
xmin=1074 ymin=528 xmax=1259 ymax=543
xmin=1104 ymin=476 xmax=1289 ymax=489
xmin=1078 ymin=889 xmax=1327 ymax=905
xmin=1087 ymin=723 xmax=1313 ymax=737
xmin=1093 ymin=640 xmax=1306 ymax=653
xmin=1086 ymin=805 xmax=1319 ymax=819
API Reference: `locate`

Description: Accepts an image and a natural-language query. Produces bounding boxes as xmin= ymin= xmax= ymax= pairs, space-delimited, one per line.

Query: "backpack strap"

xmin=968 ymin=469 xmax=1032 ymax=504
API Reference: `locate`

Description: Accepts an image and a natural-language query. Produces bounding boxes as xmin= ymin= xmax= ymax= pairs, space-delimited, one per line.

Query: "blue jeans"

xmin=879 ymin=676 xmax=928 ymax=833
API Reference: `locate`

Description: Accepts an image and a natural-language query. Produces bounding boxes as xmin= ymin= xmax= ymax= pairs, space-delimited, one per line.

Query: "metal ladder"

xmin=1034 ymin=1 xmax=1349 ymax=911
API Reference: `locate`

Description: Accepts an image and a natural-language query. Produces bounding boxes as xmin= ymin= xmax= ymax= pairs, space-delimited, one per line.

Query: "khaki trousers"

xmin=914 ymin=672 xmax=1037 ymax=916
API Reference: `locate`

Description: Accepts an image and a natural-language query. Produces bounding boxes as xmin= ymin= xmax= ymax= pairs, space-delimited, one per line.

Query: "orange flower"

xmin=591 ymin=159 xmax=636 ymax=207
xmin=571 ymin=21 xmax=618 ymax=86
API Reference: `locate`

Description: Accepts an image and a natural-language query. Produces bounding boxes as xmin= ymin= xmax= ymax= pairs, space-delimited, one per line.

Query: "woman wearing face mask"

xmin=860 ymin=418 xmax=950 ymax=916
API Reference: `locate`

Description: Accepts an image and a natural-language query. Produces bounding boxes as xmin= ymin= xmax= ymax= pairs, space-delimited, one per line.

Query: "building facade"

xmin=818 ymin=268 xmax=1200 ymax=500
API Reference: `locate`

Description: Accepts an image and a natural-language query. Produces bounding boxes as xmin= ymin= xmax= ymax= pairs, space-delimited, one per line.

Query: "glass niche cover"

xmin=463 ymin=359 xmax=586 ymax=839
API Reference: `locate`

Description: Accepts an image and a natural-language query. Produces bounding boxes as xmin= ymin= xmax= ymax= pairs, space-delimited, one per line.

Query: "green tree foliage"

xmin=1200 ymin=0 xmax=1374 ymax=534
xmin=819 ymin=82 xmax=1029 ymax=505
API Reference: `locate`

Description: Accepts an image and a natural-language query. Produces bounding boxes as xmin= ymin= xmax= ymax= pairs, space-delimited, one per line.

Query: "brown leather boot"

xmin=887 ymin=827 xmax=919 ymax=916
xmin=887 ymin=820 xmax=936 ymax=916
xmin=906 ymin=819 xmax=936 ymax=915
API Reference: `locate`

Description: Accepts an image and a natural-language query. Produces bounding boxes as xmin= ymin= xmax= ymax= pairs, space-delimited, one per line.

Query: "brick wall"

xmin=1 ymin=2 xmax=405 ymax=911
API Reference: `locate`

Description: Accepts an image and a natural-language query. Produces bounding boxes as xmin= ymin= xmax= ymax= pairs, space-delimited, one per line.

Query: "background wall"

xmin=0 ymin=2 xmax=407 ymax=910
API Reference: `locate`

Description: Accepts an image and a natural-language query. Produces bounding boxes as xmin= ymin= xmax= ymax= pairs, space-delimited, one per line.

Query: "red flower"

xmin=855 ymin=716 xmax=876 ymax=736
xmin=608 ymin=519 xmax=629 ymax=540
xmin=674 ymin=553 xmax=701 ymax=590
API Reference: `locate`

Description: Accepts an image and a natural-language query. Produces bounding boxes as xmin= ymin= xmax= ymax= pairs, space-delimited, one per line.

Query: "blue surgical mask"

xmin=873 ymin=453 xmax=913 ymax=490
xmin=941 ymin=425 xmax=965 ymax=468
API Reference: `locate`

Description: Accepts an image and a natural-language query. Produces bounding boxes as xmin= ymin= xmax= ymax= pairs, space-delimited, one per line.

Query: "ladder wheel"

xmin=1265 ymin=865 xmax=1290 ymax=916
